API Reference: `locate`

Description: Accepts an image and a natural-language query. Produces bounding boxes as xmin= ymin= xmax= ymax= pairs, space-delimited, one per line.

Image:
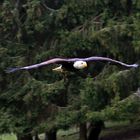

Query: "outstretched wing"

xmin=6 ymin=58 xmax=68 ymax=73
xmin=5 ymin=56 xmax=139 ymax=73
xmin=82 ymin=56 xmax=139 ymax=68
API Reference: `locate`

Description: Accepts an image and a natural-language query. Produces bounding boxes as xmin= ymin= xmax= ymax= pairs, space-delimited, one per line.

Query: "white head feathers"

xmin=73 ymin=61 xmax=87 ymax=69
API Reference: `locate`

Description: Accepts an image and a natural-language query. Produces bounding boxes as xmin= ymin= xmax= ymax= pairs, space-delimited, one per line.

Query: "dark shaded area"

xmin=126 ymin=0 xmax=132 ymax=15
xmin=44 ymin=0 xmax=64 ymax=9
xmin=34 ymin=133 xmax=40 ymax=140
xmin=88 ymin=120 xmax=104 ymax=140
xmin=17 ymin=134 xmax=33 ymax=140
xmin=45 ymin=130 xmax=57 ymax=140
xmin=79 ymin=123 xmax=87 ymax=140
xmin=100 ymin=124 xmax=140 ymax=140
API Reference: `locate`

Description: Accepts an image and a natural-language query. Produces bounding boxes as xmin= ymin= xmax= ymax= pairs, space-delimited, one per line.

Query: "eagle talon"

xmin=52 ymin=65 xmax=64 ymax=73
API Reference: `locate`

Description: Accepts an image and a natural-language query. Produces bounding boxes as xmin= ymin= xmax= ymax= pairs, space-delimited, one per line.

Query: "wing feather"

xmin=6 ymin=58 xmax=68 ymax=73
xmin=83 ymin=56 xmax=139 ymax=68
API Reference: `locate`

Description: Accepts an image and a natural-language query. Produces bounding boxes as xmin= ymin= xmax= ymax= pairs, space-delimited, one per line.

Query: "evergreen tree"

xmin=0 ymin=0 xmax=140 ymax=140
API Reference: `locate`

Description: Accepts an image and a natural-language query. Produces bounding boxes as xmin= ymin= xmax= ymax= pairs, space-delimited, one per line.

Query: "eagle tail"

xmin=5 ymin=67 xmax=22 ymax=73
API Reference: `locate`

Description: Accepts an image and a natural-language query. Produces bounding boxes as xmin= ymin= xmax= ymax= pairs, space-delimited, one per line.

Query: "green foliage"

xmin=103 ymin=95 xmax=140 ymax=121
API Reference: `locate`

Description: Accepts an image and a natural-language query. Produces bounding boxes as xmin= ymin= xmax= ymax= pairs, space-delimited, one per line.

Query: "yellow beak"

xmin=52 ymin=65 xmax=63 ymax=72
xmin=84 ymin=62 xmax=88 ymax=68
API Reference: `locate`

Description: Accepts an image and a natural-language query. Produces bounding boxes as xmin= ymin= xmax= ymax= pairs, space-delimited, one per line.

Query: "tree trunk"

xmin=45 ymin=130 xmax=57 ymax=140
xmin=35 ymin=133 xmax=40 ymax=140
xmin=17 ymin=133 xmax=33 ymax=140
xmin=126 ymin=0 xmax=132 ymax=15
xmin=79 ymin=123 xmax=87 ymax=140
xmin=87 ymin=120 xmax=104 ymax=140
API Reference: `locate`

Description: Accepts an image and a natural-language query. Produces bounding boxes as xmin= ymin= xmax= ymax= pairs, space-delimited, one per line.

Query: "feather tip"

xmin=5 ymin=67 xmax=21 ymax=73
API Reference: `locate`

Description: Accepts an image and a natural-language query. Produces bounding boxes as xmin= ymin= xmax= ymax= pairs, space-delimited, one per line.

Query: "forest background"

xmin=0 ymin=0 xmax=140 ymax=140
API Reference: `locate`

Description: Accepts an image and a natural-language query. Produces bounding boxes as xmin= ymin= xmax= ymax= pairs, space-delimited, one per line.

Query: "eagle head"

xmin=73 ymin=61 xmax=87 ymax=69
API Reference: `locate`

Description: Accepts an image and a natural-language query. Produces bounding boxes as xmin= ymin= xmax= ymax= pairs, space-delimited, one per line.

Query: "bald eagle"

xmin=6 ymin=56 xmax=139 ymax=73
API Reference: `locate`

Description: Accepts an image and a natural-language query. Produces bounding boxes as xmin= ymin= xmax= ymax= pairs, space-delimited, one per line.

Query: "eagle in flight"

xmin=6 ymin=56 xmax=139 ymax=73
